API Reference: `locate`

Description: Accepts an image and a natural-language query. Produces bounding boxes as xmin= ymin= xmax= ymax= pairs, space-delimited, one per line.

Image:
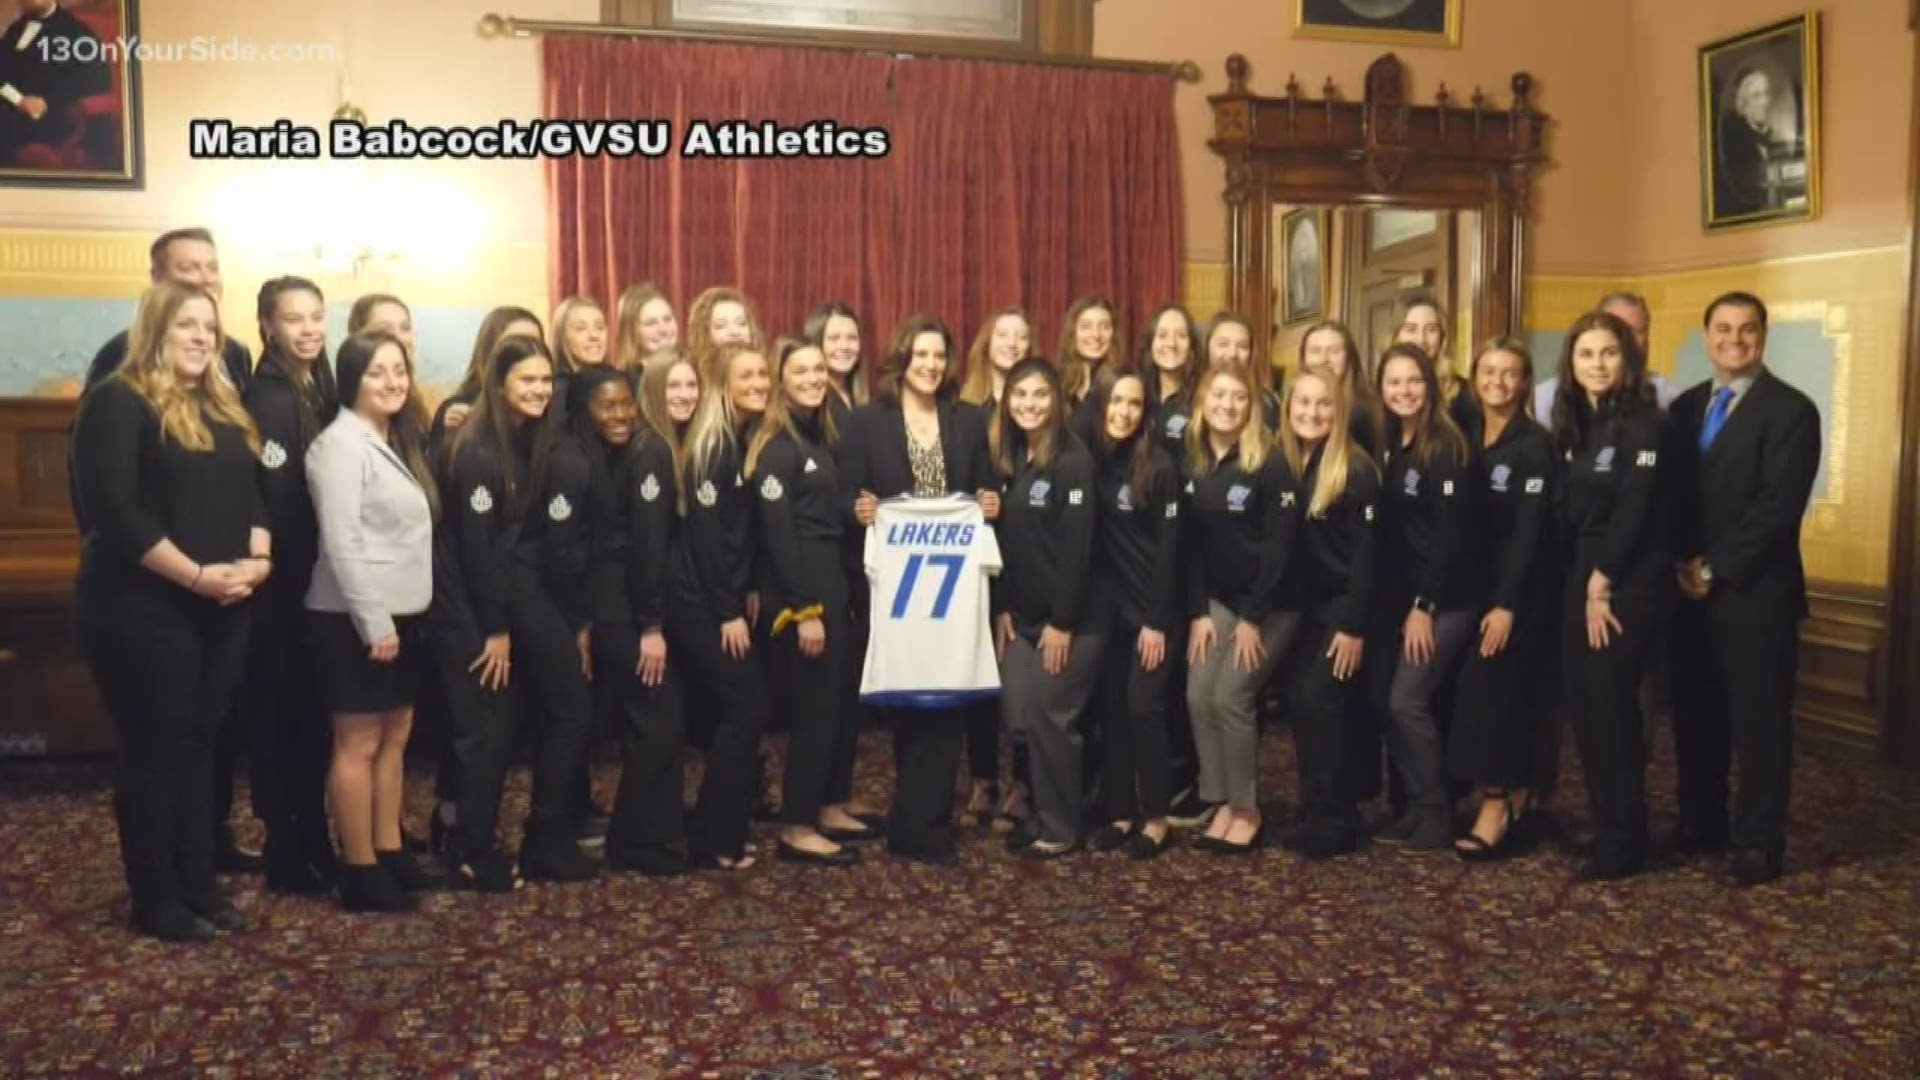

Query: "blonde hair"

xmin=1279 ymin=367 xmax=1370 ymax=517
xmin=746 ymin=337 xmax=839 ymax=477
xmin=549 ymin=295 xmax=608 ymax=375
xmin=961 ymin=306 xmax=1037 ymax=407
xmin=636 ymin=348 xmax=698 ymax=514
xmin=682 ymin=344 xmax=766 ymax=505
xmin=1185 ymin=362 xmax=1269 ymax=477
xmin=615 ymin=283 xmax=672 ymax=374
xmin=688 ymin=286 xmax=767 ymax=384
xmin=115 ymin=281 xmax=260 ymax=454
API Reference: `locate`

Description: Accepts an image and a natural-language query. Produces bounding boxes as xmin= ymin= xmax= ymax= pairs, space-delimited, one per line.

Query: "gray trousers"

xmin=1001 ymin=629 xmax=1106 ymax=845
xmin=1186 ymin=603 xmax=1298 ymax=810
xmin=1385 ymin=609 xmax=1476 ymax=817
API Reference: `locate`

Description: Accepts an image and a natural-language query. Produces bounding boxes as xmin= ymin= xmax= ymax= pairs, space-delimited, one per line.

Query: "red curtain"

xmin=544 ymin=38 xmax=1182 ymax=376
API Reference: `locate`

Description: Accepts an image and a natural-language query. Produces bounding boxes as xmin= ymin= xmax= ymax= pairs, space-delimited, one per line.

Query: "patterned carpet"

xmin=1 ymin=730 xmax=1915 ymax=1079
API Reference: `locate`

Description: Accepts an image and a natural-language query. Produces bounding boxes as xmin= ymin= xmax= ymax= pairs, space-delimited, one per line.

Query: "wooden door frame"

xmin=1886 ymin=9 xmax=1920 ymax=767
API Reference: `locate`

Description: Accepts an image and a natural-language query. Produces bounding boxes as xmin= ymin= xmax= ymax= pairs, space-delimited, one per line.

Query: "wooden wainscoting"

xmin=0 ymin=397 xmax=108 ymax=756
xmin=1796 ymin=583 xmax=1890 ymax=754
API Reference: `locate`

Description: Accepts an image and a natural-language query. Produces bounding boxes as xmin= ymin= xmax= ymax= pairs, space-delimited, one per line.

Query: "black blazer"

xmin=834 ymin=398 xmax=997 ymax=518
xmin=1665 ymin=368 xmax=1821 ymax=615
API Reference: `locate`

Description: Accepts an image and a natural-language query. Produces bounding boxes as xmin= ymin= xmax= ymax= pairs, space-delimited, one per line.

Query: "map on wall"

xmin=673 ymin=0 xmax=1025 ymax=42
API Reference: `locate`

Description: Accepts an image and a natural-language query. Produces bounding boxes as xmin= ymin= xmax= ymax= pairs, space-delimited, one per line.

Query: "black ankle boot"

xmin=377 ymin=848 xmax=435 ymax=892
xmin=131 ymin=901 xmax=218 ymax=943
xmin=337 ymin=863 xmax=419 ymax=913
xmin=520 ymin=828 xmax=600 ymax=882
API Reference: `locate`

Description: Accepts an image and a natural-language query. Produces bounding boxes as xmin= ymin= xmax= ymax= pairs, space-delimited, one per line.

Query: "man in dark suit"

xmin=1666 ymin=291 xmax=1821 ymax=887
xmin=86 ymin=227 xmax=252 ymax=391
xmin=0 ymin=0 xmax=110 ymax=162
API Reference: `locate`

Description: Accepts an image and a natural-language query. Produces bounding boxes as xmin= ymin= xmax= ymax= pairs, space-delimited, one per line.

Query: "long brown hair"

xmin=456 ymin=305 xmax=543 ymax=399
xmin=1202 ymin=311 xmax=1271 ymax=397
xmin=802 ymin=301 xmax=867 ymax=408
xmin=1054 ymin=295 xmax=1123 ymax=404
xmin=1397 ymin=292 xmax=1458 ymax=399
xmin=635 ymin=349 xmax=698 ymax=514
xmin=1551 ymin=310 xmax=1654 ymax=454
xmin=443 ymin=334 xmax=555 ymax=512
xmin=335 ymin=329 xmax=440 ymax=520
xmin=1184 ymin=362 xmax=1269 ymax=477
xmin=1091 ymin=368 xmax=1157 ymax=504
xmin=993 ymin=359 xmax=1069 ymax=481
xmin=615 ymin=283 xmax=673 ymax=374
xmin=116 ymin=281 xmax=260 ymax=453
xmin=875 ymin=314 xmax=958 ymax=407
xmin=960 ymin=306 xmax=1037 ymax=407
xmin=1375 ymin=342 xmax=1468 ymax=470
xmin=1137 ymin=303 xmax=1200 ymax=410
xmin=746 ymin=336 xmax=839 ymax=477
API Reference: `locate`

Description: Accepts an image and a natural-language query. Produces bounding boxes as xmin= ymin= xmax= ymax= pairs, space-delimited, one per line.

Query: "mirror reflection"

xmin=1269 ymin=205 xmax=1483 ymax=386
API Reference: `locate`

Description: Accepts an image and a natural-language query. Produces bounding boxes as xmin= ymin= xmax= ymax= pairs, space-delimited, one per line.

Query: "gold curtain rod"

xmin=477 ymin=12 xmax=1201 ymax=82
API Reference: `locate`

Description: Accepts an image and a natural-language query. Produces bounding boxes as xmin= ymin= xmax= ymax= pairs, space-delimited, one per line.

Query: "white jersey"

xmin=860 ymin=495 xmax=1003 ymax=708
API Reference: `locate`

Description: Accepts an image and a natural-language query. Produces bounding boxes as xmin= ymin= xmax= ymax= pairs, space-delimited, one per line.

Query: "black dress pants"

xmin=242 ymin=572 xmax=330 ymax=846
xmin=1099 ymin=624 xmax=1172 ymax=822
xmin=770 ymin=569 xmax=850 ymax=829
xmin=1288 ymin=619 xmax=1361 ymax=843
xmin=80 ymin=583 xmax=249 ymax=916
xmin=665 ymin=599 xmax=768 ymax=859
xmin=1448 ymin=602 xmax=1549 ymax=789
xmin=887 ymin=705 xmax=967 ymax=857
xmin=1561 ymin=565 xmax=1670 ymax=862
xmin=595 ymin=625 xmax=687 ymax=856
xmin=1669 ymin=584 xmax=1800 ymax=855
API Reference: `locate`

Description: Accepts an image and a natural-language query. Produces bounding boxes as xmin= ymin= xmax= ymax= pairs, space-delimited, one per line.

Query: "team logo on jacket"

xmin=696 ymin=480 xmax=718 ymax=507
xmin=470 ymin=485 xmax=494 ymax=514
xmin=1490 ymin=464 xmax=1512 ymax=492
xmin=1226 ymin=484 xmax=1251 ymax=513
xmin=1595 ymin=447 xmax=1616 ymax=472
xmin=640 ymin=473 xmax=661 ymax=502
xmin=803 ymin=457 xmax=818 ymax=473
xmin=1166 ymin=414 xmax=1189 ymax=438
xmin=260 ymin=440 xmax=287 ymax=470
xmin=1115 ymin=485 xmax=1133 ymax=512
xmin=1280 ymin=490 xmax=1296 ymax=508
xmin=1028 ymin=479 xmax=1051 ymax=506
xmin=548 ymin=494 xmax=572 ymax=522
xmin=761 ymin=475 xmax=784 ymax=501
xmin=1403 ymin=467 xmax=1421 ymax=495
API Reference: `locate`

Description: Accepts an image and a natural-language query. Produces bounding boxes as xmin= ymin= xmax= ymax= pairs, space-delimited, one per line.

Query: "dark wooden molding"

xmin=1885 ymin=21 xmax=1920 ymax=769
xmin=1206 ymin=53 xmax=1548 ymax=351
xmin=1797 ymin=584 xmax=1891 ymax=756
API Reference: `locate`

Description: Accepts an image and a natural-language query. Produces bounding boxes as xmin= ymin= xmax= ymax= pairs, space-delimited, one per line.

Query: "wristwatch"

xmin=1698 ymin=563 xmax=1714 ymax=586
xmin=1412 ymin=596 xmax=1437 ymax=616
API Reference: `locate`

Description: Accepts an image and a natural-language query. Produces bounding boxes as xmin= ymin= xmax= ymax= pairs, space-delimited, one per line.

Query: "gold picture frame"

xmin=1698 ymin=12 xmax=1822 ymax=232
xmin=1293 ymin=0 xmax=1463 ymax=49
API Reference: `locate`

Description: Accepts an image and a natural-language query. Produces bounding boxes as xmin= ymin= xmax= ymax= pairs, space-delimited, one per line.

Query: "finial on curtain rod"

xmin=476 ymin=12 xmax=1201 ymax=83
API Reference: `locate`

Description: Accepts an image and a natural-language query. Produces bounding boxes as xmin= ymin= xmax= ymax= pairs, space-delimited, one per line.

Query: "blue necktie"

xmin=1699 ymin=387 xmax=1734 ymax=451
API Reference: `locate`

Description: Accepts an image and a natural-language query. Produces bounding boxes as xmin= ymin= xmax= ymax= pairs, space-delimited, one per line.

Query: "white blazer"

xmin=304 ymin=409 xmax=433 ymax=643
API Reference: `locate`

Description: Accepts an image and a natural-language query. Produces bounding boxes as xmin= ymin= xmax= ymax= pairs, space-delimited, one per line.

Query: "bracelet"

xmin=246 ymin=553 xmax=272 ymax=564
xmin=190 ymin=565 xmax=204 ymax=589
xmin=1588 ymin=592 xmax=1612 ymax=603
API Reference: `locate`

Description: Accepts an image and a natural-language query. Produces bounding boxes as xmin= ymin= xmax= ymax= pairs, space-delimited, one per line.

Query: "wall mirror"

xmin=1209 ymin=53 xmax=1547 ymax=382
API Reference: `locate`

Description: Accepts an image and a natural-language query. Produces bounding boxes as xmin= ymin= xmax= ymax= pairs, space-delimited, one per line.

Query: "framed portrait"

xmin=0 ymin=0 xmax=142 ymax=189
xmin=1294 ymin=0 xmax=1462 ymax=48
xmin=1282 ymin=208 xmax=1327 ymax=325
xmin=1699 ymin=12 xmax=1820 ymax=232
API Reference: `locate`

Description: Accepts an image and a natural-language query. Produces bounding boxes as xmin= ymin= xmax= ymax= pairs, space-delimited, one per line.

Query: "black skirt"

xmin=309 ymin=609 xmax=423 ymax=715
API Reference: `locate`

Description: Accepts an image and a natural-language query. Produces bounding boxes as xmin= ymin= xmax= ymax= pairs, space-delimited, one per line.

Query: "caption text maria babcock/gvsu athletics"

xmin=188 ymin=118 xmax=892 ymax=160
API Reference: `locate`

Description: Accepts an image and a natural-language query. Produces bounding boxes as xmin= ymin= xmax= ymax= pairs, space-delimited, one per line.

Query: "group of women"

xmin=72 ymin=276 xmax=1673 ymax=943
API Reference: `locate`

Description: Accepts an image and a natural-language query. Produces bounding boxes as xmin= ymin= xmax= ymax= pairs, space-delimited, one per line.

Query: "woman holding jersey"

xmin=837 ymin=315 xmax=1001 ymax=865
xmin=1183 ymin=362 xmax=1298 ymax=854
xmin=993 ymin=359 xmax=1103 ymax=860
xmin=1449 ymin=338 xmax=1556 ymax=861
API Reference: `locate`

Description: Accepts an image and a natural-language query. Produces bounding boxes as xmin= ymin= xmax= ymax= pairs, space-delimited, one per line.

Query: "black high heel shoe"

xmin=1457 ymin=791 xmax=1533 ymax=864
